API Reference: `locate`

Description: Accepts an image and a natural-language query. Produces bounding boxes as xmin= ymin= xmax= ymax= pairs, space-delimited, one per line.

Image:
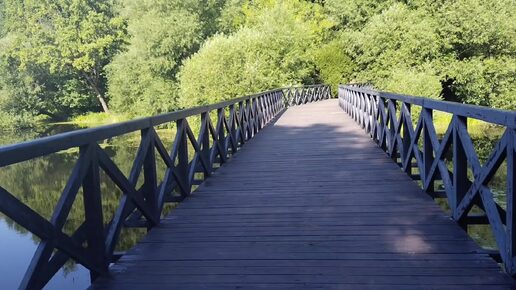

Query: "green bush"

xmin=178 ymin=1 xmax=329 ymax=107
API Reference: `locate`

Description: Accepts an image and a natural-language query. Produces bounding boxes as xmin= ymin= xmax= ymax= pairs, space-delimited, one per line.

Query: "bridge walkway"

xmin=90 ymin=99 xmax=513 ymax=290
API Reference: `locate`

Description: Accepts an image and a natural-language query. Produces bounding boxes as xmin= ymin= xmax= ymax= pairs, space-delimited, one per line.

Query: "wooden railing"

xmin=284 ymin=84 xmax=332 ymax=106
xmin=339 ymin=84 xmax=516 ymax=275
xmin=0 ymin=85 xmax=331 ymax=290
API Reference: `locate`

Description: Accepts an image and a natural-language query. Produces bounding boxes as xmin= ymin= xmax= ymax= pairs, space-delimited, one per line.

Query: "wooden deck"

xmin=89 ymin=99 xmax=514 ymax=290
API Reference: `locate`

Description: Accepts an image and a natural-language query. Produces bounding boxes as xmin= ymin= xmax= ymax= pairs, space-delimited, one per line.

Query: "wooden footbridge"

xmin=1 ymin=85 xmax=515 ymax=289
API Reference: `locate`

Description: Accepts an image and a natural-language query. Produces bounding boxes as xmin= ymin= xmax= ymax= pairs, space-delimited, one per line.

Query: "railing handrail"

xmin=0 ymin=85 xmax=334 ymax=167
xmin=339 ymin=84 xmax=516 ymax=128
xmin=0 ymin=88 xmax=283 ymax=166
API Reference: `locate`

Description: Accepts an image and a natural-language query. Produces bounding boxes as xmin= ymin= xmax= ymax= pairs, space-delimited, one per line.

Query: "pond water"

xmin=0 ymin=123 xmax=507 ymax=289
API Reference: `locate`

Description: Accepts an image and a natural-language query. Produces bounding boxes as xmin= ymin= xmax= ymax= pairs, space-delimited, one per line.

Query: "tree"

xmin=2 ymin=0 xmax=127 ymax=113
xmin=323 ymin=0 xmax=394 ymax=29
xmin=313 ymin=37 xmax=356 ymax=89
xmin=442 ymin=56 xmax=516 ymax=109
xmin=418 ymin=0 xmax=516 ymax=60
xmin=423 ymin=0 xmax=516 ymax=109
xmin=178 ymin=0 xmax=331 ymax=108
xmin=350 ymin=3 xmax=441 ymax=86
xmin=106 ymin=0 xmax=225 ymax=116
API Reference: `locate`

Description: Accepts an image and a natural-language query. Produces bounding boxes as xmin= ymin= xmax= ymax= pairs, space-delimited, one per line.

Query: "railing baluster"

xmin=423 ymin=108 xmax=435 ymax=194
xmin=177 ymin=119 xmax=190 ymax=196
xmin=142 ymin=129 xmax=159 ymax=221
xmin=216 ymin=108 xmax=227 ymax=161
xmin=81 ymin=143 xmax=108 ymax=280
xmin=200 ymin=112 xmax=212 ymax=175
xmin=402 ymin=103 xmax=412 ymax=174
xmin=453 ymin=116 xmax=468 ymax=229
xmin=507 ymin=129 xmax=516 ymax=274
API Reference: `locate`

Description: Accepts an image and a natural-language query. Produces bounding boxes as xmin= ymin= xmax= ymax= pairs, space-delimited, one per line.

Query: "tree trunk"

xmin=96 ymin=93 xmax=110 ymax=113
xmin=82 ymin=71 xmax=110 ymax=113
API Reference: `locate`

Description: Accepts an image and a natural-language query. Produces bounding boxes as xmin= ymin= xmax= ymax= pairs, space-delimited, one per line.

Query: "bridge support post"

xmin=453 ymin=117 xmax=469 ymax=231
xmin=506 ymin=129 xmax=516 ymax=275
xmin=402 ymin=103 xmax=412 ymax=175
xmin=176 ymin=119 xmax=191 ymax=196
xmin=217 ymin=108 xmax=227 ymax=162
xmin=423 ymin=108 xmax=435 ymax=194
xmin=142 ymin=128 xmax=158 ymax=222
xmin=82 ymin=144 xmax=108 ymax=280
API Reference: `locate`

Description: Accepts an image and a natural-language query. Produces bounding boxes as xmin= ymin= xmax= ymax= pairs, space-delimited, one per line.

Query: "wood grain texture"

xmin=89 ymin=100 xmax=514 ymax=290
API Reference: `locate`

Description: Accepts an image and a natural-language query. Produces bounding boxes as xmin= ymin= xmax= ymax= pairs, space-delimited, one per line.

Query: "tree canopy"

xmin=1 ymin=0 xmax=126 ymax=117
xmin=0 ymin=0 xmax=513 ymax=129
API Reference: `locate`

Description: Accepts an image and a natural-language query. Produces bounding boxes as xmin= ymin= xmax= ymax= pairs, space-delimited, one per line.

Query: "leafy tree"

xmin=313 ymin=37 xmax=356 ymax=89
xmin=442 ymin=57 xmax=516 ymax=109
xmin=107 ymin=0 xmax=225 ymax=116
xmin=324 ymin=0 xmax=394 ymax=29
xmin=178 ymin=0 xmax=331 ymax=107
xmin=378 ymin=65 xmax=442 ymax=98
xmin=418 ymin=0 xmax=516 ymax=60
xmin=350 ymin=4 xmax=441 ymax=86
xmin=422 ymin=0 xmax=516 ymax=109
xmin=1 ymin=0 xmax=127 ymax=115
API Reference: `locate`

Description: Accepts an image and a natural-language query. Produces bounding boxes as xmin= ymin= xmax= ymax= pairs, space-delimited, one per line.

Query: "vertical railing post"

xmin=353 ymin=90 xmax=358 ymax=121
xmin=367 ymin=92 xmax=373 ymax=136
xmin=267 ymin=93 xmax=274 ymax=121
xmin=256 ymin=96 xmax=264 ymax=129
xmin=142 ymin=128 xmax=158 ymax=221
xmin=176 ymin=119 xmax=191 ymax=195
xmin=453 ymin=116 xmax=468 ymax=230
xmin=228 ymin=105 xmax=238 ymax=153
xmin=237 ymin=102 xmax=245 ymax=145
xmin=253 ymin=97 xmax=259 ymax=134
xmin=245 ymin=99 xmax=252 ymax=139
xmin=373 ymin=94 xmax=380 ymax=143
xmin=423 ymin=108 xmax=435 ymax=194
xmin=506 ymin=128 xmax=516 ymax=275
xmin=217 ymin=108 xmax=227 ymax=160
xmin=387 ymin=100 xmax=397 ymax=160
xmin=81 ymin=143 xmax=108 ymax=280
xmin=200 ymin=112 xmax=211 ymax=175
xmin=379 ymin=97 xmax=388 ymax=151
xmin=347 ymin=89 xmax=351 ymax=114
xmin=272 ymin=92 xmax=278 ymax=115
xmin=360 ymin=92 xmax=365 ymax=129
xmin=402 ymin=103 xmax=412 ymax=175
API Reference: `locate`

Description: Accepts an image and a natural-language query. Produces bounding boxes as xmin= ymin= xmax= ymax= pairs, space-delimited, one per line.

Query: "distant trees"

xmin=106 ymin=0 xmax=226 ymax=117
xmin=0 ymin=0 xmax=514 ymax=129
xmin=318 ymin=0 xmax=516 ymax=107
xmin=178 ymin=0 xmax=331 ymax=107
xmin=0 ymin=0 xmax=126 ymax=122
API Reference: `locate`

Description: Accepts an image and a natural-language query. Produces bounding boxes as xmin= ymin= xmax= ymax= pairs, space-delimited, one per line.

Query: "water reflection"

xmin=0 ymin=219 xmax=90 ymax=289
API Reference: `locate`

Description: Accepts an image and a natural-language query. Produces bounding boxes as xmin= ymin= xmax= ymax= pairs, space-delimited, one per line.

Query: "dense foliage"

xmin=0 ymin=0 xmax=126 ymax=126
xmin=0 ymin=0 xmax=513 ymax=129
xmin=178 ymin=1 xmax=331 ymax=107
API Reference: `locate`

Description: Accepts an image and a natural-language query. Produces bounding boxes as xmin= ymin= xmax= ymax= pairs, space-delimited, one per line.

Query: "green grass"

xmin=433 ymin=111 xmax=505 ymax=138
xmin=54 ymin=112 xmax=131 ymax=128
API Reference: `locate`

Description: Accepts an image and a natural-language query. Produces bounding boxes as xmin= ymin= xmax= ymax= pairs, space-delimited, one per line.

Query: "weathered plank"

xmin=89 ymin=100 xmax=514 ymax=289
